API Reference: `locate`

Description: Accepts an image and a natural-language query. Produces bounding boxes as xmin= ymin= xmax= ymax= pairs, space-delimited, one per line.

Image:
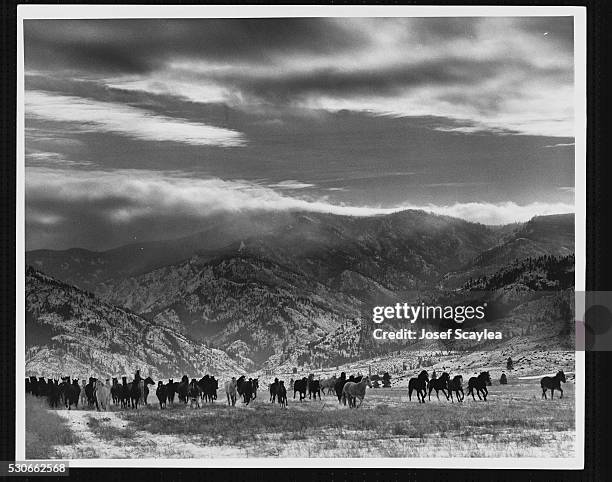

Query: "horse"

xmin=408 ymin=370 xmax=429 ymax=403
xmin=448 ymin=375 xmax=464 ymax=403
xmin=225 ymin=377 xmax=237 ymax=406
xmin=176 ymin=375 xmax=189 ymax=404
xmin=85 ymin=377 xmax=97 ymax=408
xmin=293 ymin=377 xmax=308 ymax=402
xmin=308 ymin=379 xmax=321 ymax=400
xmin=63 ymin=379 xmax=81 ymax=410
xmin=277 ymin=381 xmax=288 ymax=408
xmin=342 ymin=377 xmax=372 ymax=408
xmin=269 ymin=378 xmax=280 ymax=403
xmin=110 ymin=378 xmax=121 ymax=405
xmin=94 ymin=379 xmax=111 ymax=411
xmin=320 ymin=376 xmax=337 ymax=395
xmin=166 ymin=379 xmax=176 ymax=404
xmin=188 ymin=379 xmax=201 ymax=408
xmin=37 ymin=377 xmax=48 ymax=398
xmin=467 ymin=371 xmax=492 ymax=401
xmin=80 ymin=380 xmax=88 ymax=408
xmin=198 ymin=375 xmax=218 ymax=403
xmin=156 ymin=381 xmax=167 ymax=409
xmin=129 ymin=377 xmax=143 ymax=409
xmin=252 ymin=378 xmax=259 ymax=399
xmin=334 ymin=373 xmax=347 ymax=403
xmin=428 ymin=372 xmax=450 ymax=401
xmin=47 ymin=380 xmax=61 ymax=409
xmin=541 ymin=370 xmax=566 ymax=399
xmin=141 ymin=376 xmax=155 ymax=405
xmin=120 ymin=377 xmax=130 ymax=408
xmin=236 ymin=376 xmax=254 ymax=405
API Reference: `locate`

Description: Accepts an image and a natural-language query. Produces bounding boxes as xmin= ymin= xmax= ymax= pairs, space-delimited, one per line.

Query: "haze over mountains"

xmin=25 ymin=210 xmax=575 ymax=376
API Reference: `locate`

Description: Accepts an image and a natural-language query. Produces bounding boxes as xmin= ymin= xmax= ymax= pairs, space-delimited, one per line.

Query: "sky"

xmin=24 ymin=16 xmax=576 ymax=251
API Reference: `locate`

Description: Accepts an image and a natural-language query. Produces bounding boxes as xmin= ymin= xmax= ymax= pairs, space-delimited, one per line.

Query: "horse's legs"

xmin=551 ymin=389 xmax=554 ymax=399
xmin=559 ymin=388 xmax=564 ymax=399
xmin=436 ymin=389 xmax=440 ymax=401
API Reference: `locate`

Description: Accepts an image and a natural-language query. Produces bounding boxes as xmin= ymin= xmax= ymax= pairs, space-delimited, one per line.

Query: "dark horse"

xmin=166 ymin=379 xmax=176 ymax=404
xmin=176 ymin=375 xmax=189 ymax=404
xmin=293 ymin=377 xmax=308 ymax=402
xmin=198 ymin=375 xmax=218 ymax=403
xmin=85 ymin=377 xmax=97 ymax=408
xmin=156 ymin=381 xmax=167 ymax=409
xmin=63 ymin=378 xmax=81 ymax=410
xmin=428 ymin=372 xmax=450 ymax=401
xmin=252 ymin=378 xmax=259 ymax=399
xmin=188 ymin=379 xmax=202 ymax=408
xmin=277 ymin=381 xmax=288 ymax=408
xmin=467 ymin=371 xmax=492 ymax=401
xmin=110 ymin=378 xmax=121 ymax=405
xmin=334 ymin=372 xmax=347 ymax=404
xmin=308 ymin=379 xmax=321 ymax=400
xmin=448 ymin=375 xmax=464 ymax=403
xmin=269 ymin=378 xmax=280 ymax=403
xmin=541 ymin=370 xmax=566 ymax=399
xmin=236 ymin=376 xmax=254 ymax=405
xmin=408 ymin=370 xmax=429 ymax=403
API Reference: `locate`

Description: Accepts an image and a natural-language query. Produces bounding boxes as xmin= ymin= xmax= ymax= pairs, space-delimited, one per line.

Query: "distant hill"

xmin=25 ymin=210 xmax=575 ymax=372
xmin=25 ymin=267 xmax=246 ymax=378
xmin=440 ymin=214 xmax=574 ymax=288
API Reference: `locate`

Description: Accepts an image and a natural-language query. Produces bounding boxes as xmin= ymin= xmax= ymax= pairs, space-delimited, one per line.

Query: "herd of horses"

xmin=25 ymin=368 xmax=568 ymax=412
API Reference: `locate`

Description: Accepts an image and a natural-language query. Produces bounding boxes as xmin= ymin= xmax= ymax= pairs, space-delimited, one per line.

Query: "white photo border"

xmin=15 ymin=4 xmax=587 ymax=469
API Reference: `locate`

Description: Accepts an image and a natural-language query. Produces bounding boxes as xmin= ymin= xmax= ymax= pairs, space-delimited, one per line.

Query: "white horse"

xmin=225 ymin=377 xmax=237 ymax=406
xmin=94 ymin=379 xmax=111 ymax=411
xmin=79 ymin=380 xmax=88 ymax=408
xmin=342 ymin=377 xmax=372 ymax=408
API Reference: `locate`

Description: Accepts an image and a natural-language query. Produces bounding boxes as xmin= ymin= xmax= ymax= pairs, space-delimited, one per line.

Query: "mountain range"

xmin=25 ymin=210 xmax=575 ymax=376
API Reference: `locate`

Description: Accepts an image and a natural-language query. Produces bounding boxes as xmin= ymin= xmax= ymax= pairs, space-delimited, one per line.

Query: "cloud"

xmin=267 ymin=180 xmax=316 ymax=190
xmin=24 ymin=18 xmax=367 ymax=74
xmin=25 ymin=90 xmax=246 ymax=147
xmin=25 ymin=149 xmax=94 ymax=168
xmin=26 ymin=168 xmax=574 ymax=243
xmin=544 ymin=142 xmax=575 ymax=148
xmin=25 ymin=17 xmax=575 ymax=138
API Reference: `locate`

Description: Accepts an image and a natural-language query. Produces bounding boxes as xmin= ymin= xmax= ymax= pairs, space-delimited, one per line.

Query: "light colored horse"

xmin=320 ymin=376 xmax=337 ymax=395
xmin=94 ymin=379 xmax=111 ymax=411
xmin=342 ymin=376 xmax=372 ymax=408
xmin=79 ymin=380 xmax=87 ymax=408
xmin=225 ymin=377 xmax=237 ymax=406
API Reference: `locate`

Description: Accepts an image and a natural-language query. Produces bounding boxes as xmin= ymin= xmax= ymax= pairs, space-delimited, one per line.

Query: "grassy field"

xmin=49 ymin=377 xmax=575 ymax=458
xmin=25 ymin=395 xmax=80 ymax=459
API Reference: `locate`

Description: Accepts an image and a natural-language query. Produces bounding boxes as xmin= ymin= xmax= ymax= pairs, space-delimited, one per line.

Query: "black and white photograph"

xmin=16 ymin=5 xmax=585 ymax=467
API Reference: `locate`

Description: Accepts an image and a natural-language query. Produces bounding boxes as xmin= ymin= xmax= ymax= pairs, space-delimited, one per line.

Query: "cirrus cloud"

xmin=25 ymin=90 xmax=246 ymax=147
